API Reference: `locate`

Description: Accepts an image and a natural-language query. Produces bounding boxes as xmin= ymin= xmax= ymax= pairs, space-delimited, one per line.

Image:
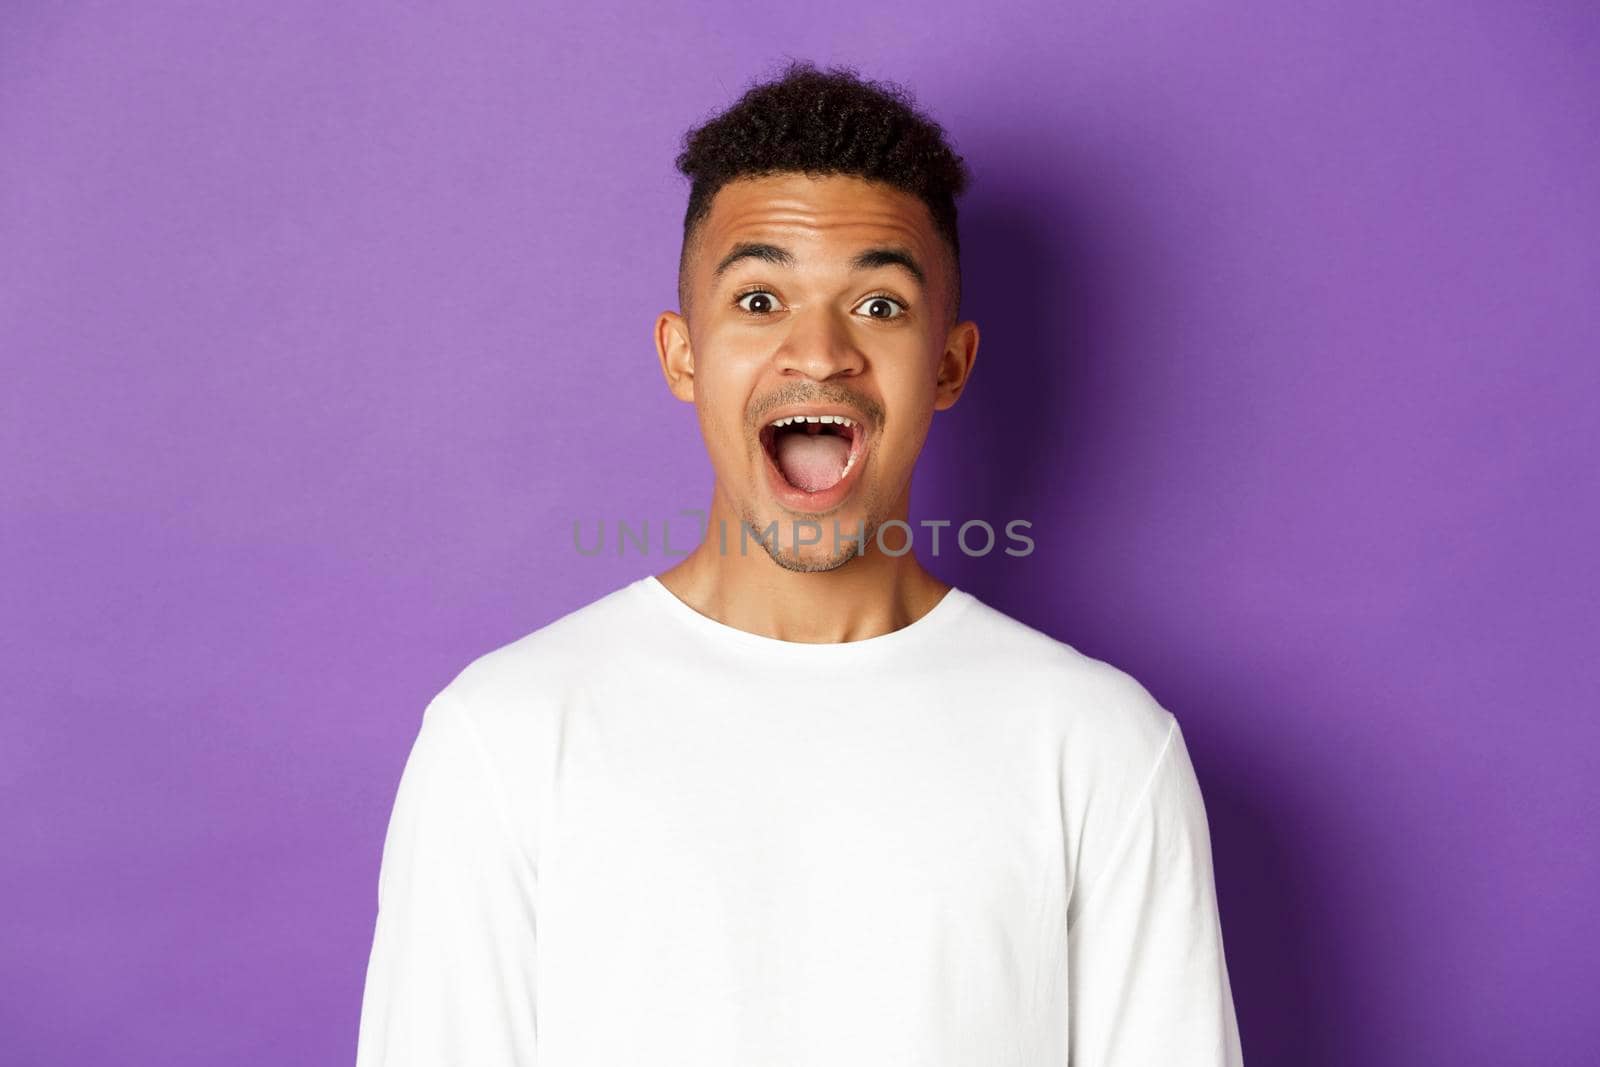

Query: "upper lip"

xmin=760 ymin=405 xmax=871 ymax=432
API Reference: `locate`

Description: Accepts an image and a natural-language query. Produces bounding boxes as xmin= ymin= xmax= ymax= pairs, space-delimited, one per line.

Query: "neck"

xmin=652 ymin=486 xmax=951 ymax=645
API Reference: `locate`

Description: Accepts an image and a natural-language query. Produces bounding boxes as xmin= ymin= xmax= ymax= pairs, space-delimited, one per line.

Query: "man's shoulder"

xmin=432 ymin=577 xmax=647 ymax=721
xmin=956 ymin=593 xmax=1177 ymax=759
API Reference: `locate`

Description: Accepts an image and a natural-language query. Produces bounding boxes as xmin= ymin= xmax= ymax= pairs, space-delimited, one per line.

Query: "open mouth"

xmin=758 ymin=413 xmax=865 ymax=496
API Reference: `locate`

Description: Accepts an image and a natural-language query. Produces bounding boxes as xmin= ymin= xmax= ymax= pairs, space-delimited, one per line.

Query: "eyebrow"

xmin=711 ymin=242 xmax=926 ymax=288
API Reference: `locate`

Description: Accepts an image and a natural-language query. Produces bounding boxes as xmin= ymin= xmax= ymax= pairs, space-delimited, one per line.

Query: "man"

xmin=356 ymin=60 xmax=1243 ymax=1066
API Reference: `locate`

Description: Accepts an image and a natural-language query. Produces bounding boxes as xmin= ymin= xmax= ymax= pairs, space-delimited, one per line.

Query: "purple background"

xmin=3 ymin=2 xmax=1596 ymax=1063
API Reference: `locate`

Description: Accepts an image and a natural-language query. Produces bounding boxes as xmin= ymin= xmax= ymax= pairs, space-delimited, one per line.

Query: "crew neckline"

xmin=636 ymin=574 xmax=974 ymax=659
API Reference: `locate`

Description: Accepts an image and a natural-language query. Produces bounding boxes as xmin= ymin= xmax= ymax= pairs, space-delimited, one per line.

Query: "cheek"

xmin=875 ymin=363 xmax=940 ymax=457
xmin=695 ymin=399 xmax=744 ymax=462
xmin=880 ymin=413 xmax=935 ymax=472
xmin=689 ymin=354 xmax=759 ymax=459
xmin=692 ymin=331 xmax=769 ymax=397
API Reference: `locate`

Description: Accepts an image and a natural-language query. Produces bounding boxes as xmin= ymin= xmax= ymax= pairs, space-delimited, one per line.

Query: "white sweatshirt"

xmin=355 ymin=575 xmax=1243 ymax=1066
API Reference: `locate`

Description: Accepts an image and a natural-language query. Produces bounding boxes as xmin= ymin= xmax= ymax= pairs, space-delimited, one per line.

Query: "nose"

xmin=772 ymin=304 xmax=866 ymax=382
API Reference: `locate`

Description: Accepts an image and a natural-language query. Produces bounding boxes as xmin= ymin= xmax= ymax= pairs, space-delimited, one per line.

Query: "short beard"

xmin=737 ymin=505 xmax=881 ymax=573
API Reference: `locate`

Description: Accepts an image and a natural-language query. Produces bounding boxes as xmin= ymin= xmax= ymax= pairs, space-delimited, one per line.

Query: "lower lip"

xmin=760 ymin=427 xmax=869 ymax=514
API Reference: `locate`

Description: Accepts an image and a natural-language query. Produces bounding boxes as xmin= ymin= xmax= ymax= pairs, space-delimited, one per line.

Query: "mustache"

xmin=748 ymin=383 xmax=884 ymax=430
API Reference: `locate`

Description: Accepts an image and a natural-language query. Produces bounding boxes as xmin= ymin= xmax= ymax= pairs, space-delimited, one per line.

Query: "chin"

xmin=762 ymin=537 xmax=866 ymax=574
xmin=725 ymin=499 xmax=875 ymax=572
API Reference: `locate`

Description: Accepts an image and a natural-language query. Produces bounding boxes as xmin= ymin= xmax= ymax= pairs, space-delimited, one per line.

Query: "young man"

xmin=356 ymin=61 xmax=1243 ymax=1066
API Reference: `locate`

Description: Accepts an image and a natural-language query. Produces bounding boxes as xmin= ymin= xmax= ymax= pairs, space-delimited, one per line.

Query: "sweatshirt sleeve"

xmin=355 ymin=690 xmax=540 ymax=1066
xmin=1066 ymin=718 xmax=1244 ymax=1066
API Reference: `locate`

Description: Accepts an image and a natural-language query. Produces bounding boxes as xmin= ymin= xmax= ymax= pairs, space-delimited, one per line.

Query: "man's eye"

xmin=855 ymin=295 xmax=906 ymax=320
xmin=736 ymin=290 xmax=780 ymax=314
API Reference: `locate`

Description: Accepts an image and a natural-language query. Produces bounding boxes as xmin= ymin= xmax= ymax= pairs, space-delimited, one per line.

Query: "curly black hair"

xmin=674 ymin=59 xmax=971 ymax=323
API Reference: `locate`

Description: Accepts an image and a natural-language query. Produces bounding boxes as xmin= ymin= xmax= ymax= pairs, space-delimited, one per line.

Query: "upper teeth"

xmin=769 ymin=415 xmax=856 ymax=428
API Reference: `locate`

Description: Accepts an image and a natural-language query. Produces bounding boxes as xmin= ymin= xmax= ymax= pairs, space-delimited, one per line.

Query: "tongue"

xmin=774 ymin=432 xmax=851 ymax=492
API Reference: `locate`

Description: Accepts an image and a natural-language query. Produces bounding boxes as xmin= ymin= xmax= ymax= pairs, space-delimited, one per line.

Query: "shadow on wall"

xmin=918 ymin=151 xmax=1128 ymax=622
xmin=1198 ymin=704 xmax=1410 ymax=1066
xmin=1203 ymin=762 xmax=1318 ymax=1063
xmin=927 ymin=141 xmax=1390 ymax=1065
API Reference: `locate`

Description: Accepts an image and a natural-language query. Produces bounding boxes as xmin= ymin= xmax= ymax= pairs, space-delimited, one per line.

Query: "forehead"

xmin=697 ymin=173 xmax=941 ymax=268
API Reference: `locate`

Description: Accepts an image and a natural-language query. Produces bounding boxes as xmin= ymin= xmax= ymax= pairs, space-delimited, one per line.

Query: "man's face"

xmin=656 ymin=172 xmax=979 ymax=572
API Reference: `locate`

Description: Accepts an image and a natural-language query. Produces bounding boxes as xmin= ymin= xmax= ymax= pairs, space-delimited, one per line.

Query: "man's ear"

xmin=655 ymin=310 xmax=695 ymax=403
xmin=932 ymin=318 xmax=980 ymax=411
